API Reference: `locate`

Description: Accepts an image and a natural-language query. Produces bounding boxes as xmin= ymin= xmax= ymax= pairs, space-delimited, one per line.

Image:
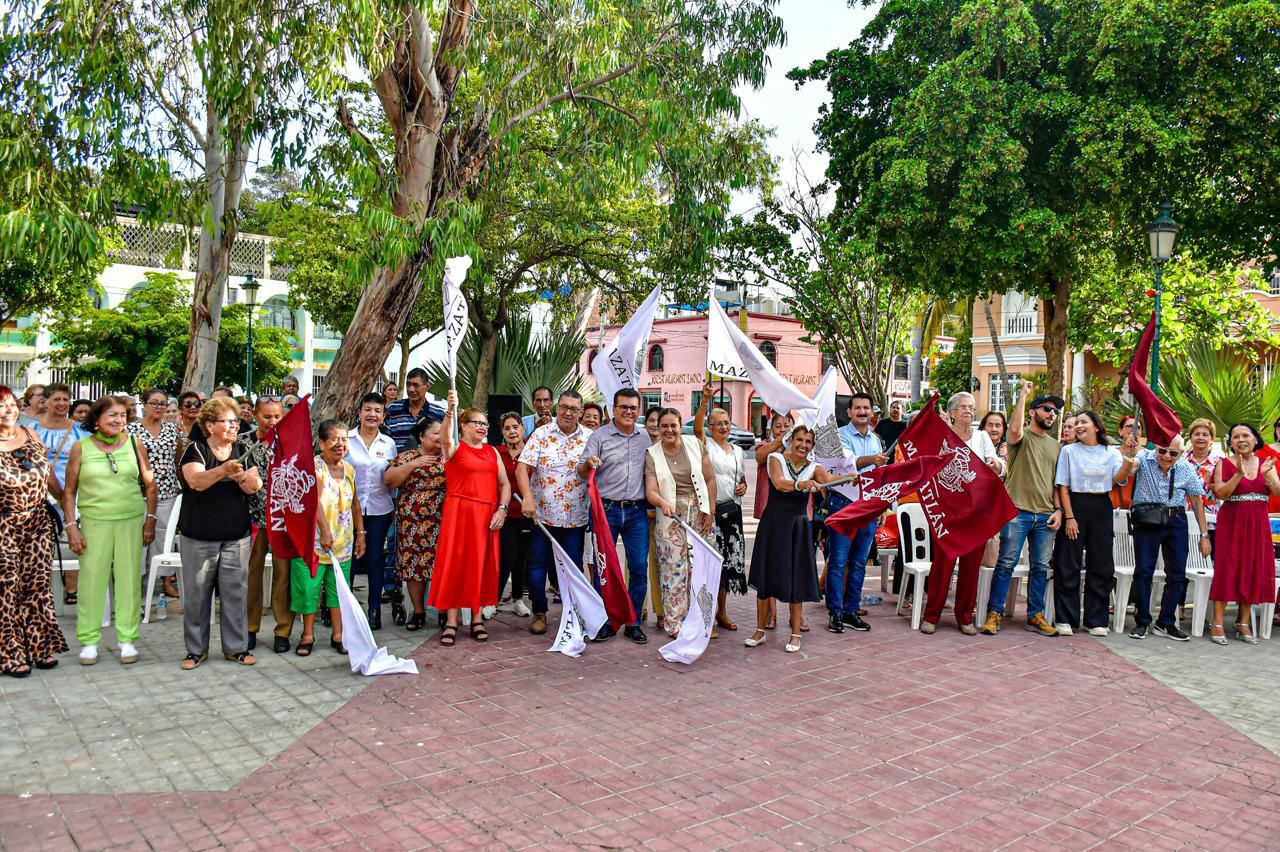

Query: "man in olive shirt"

xmin=980 ymin=382 xmax=1065 ymax=637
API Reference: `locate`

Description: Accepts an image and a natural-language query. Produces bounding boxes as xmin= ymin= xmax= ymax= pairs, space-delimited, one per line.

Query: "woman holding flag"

xmin=428 ymin=390 xmax=510 ymax=646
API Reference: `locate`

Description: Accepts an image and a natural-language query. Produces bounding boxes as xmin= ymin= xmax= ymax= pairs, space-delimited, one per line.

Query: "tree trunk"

xmin=472 ymin=322 xmax=500 ymax=412
xmin=982 ymin=296 xmax=1015 ymax=410
xmin=1041 ymin=273 xmax=1071 ymax=399
xmin=908 ymin=319 xmax=924 ymax=402
xmin=398 ymin=334 xmax=412 ymax=386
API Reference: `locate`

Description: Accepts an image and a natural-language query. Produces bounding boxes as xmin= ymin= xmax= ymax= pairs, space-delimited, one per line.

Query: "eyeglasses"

xmin=464 ymin=420 xmax=488 ymax=427
xmin=10 ymin=448 xmax=33 ymax=472
xmin=181 ymin=401 xmax=202 ymax=409
xmin=103 ymin=451 xmax=119 ymax=474
xmin=214 ymin=419 xmax=240 ymax=427
xmin=1156 ymin=448 xmax=1181 ymax=457
xmin=615 ymin=405 xmax=640 ymax=413
xmin=558 ymin=405 xmax=582 ymax=414
xmin=1037 ymin=406 xmax=1059 ymax=414
xmin=146 ymin=400 xmax=168 ymax=408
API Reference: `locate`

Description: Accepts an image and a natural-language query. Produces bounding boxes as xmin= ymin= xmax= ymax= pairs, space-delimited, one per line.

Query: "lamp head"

xmin=1146 ymin=201 xmax=1180 ymax=264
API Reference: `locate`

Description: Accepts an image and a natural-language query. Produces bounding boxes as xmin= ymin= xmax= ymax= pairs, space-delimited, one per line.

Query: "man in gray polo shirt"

xmin=580 ymin=388 xmax=650 ymax=644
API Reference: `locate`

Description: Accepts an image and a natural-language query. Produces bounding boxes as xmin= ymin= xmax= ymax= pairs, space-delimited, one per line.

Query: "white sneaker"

xmin=79 ymin=645 xmax=98 ymax=666
xmin=119 ymin=642 xmax=139 ymax=664
xmin=1055 ymin=623 xmax=1074 ymax=636
xmin=1087 ymin=626 xmax=1109 ymax=637
xmin=512 ymin=600 xmax=532 ymax=617
xmin=481 ymin=605 xmax=497 ymax=619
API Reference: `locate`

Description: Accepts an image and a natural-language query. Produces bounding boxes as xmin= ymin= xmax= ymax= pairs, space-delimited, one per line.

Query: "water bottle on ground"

xmin=155 ymin=595 xmax=168 ymax=621
xmin=863 ymin=593 xmax=883 ymax=606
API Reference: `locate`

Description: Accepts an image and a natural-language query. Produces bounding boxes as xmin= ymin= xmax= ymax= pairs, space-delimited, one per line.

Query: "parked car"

xmin=683 ymin=419 xmax=757 ymax=450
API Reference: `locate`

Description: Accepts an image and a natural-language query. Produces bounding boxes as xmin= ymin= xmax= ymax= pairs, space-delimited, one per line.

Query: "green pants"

xmin=290 ymin=558 xmax=351 ymax=615
xmin=77 ymin=515 xmax=143 ymax=645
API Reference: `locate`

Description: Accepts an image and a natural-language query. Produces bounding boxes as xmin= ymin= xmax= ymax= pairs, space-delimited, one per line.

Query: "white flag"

xmin=442 ymin=256 xmax=473 ymax=387
xmin=591 ymin=285 xmax=662 ymax=408
xmin=538 ymin=523 xmax=609 ymax=657
xmin=808 ymin=367 xmax=859 ymax=500
xmin=705 ymin=291 xmax=816 ymax=416
xmin=658 ymin=518 xmax=724 ymax=665
xmin=328 ymin=550 xmax=418 ymax=676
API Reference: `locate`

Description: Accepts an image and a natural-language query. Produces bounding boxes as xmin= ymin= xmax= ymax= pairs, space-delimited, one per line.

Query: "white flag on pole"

xmin=538 ymin=522 xmax=609 ymax=657
xmin=442 ymin=256 xmax=473 ymax=387
xmin=705 ymin=289 xmax=817 ymax=416
xmin=807 ymin=366 xmax=859 ymax=500
xmin=329 ymin=550 xmax=418 ymax=676
xmin=591 ymin=284 xmax=662 ymax=408
xmin=658 ymin=518 xmax=724 ymax=665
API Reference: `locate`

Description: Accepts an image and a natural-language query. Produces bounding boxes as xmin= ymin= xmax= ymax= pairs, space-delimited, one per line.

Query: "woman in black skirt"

xmin=747 ymin=425 xmax=835 ymax=653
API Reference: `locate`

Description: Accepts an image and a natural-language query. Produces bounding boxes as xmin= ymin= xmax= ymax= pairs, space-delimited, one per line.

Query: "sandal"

xmin=34 ymin=658 xmax=58 ymax=670
xmin=223 ymin=652 xmax=256 ymax=666
xmin=799 ymin=619 xmax=810 ymax=633
xmin=406 ymin=612 xmax=426 ymax=632
xmin=764 ymin=613 xmax=777 ymax=630
xmin=180 ymin=653 xmax=207 ymax=670
xmin=330 ymin=638 xmax=348 ymax=655
xmin=440 ymin=625 xmax=457 ymax=646
xmin=4 ymin=666 xmax=32 ymax=678
xmin=295 ymin=640 xmax=314 ymax=657
xmin=64 ymin=591 xmax=77 ymax=606
xmin=162 ymin=579 xmax=181 ymax=598
xmin=470 ymin=622 xmax=488 ymax=642
xmin=715 ymin=614 xmax=738 ymax=632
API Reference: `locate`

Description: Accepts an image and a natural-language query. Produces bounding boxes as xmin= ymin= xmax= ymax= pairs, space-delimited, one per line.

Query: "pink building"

xmin=581 ymin=311 xmax=852 ymax=434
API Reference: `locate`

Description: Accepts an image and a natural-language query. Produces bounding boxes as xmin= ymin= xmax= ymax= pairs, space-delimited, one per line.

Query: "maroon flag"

xmin=825 ymin=454 xmax=952 ymax=539
xmin=587 ymin=469 xmax=638 ymax=630
xmin=896 ymin=394 xmax=1017 ymax=559
xmin=264 ymin=395 xmax=318 ymax=575
xmin=1129 ymin=312 xmax=1183 ymax=447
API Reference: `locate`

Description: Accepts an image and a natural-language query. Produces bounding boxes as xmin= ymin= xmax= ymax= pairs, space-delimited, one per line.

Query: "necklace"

xmin=785 ymin=453 xmax=807 ymax=480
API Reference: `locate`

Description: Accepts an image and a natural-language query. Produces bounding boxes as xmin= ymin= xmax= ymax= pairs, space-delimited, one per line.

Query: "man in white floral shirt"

xmin=516 ymin=390 xmax=592 ymax=634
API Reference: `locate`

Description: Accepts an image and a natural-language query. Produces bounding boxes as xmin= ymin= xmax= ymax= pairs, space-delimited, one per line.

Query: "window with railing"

xmin=312 ymin=374 xmax=326 ymax=395
xmin=642 ymin=391 xmax=661 ymax=412
xmin=0 ymin=360 xmax=25 ymax=389
xmin=988 ymin=373 xmax=1021 ymax=412
xmin=1270 ymin=269 xmax=1280 ymax=296
xmin=1002 ymin=291 xmax=1037 ymax=335
xmin=759 ymin=340 xmax=777 ymax=366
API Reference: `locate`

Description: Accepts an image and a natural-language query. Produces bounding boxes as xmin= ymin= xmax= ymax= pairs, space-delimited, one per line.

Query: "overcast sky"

xmin=732 ymin=0 xmax=875 ymax=215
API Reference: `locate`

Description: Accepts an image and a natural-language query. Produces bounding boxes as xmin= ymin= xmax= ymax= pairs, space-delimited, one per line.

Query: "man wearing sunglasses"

xmin=982 ymin=382 xmax=1065 ymax=637
xmin=1126 ymin=434 xmax=1212 ymax=640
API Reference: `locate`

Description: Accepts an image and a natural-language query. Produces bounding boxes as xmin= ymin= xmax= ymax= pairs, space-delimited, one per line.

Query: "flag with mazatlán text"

xmin=825 ymin=454 xmax=952 ymax=539
xmin=264 ymin=395 xmax=318 ymax=574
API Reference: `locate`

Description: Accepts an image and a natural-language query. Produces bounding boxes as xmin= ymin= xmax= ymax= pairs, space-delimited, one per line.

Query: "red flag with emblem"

xmin=825 ymin=454 xmax=952 ymax=538
xmin=264 ymin=395 xmax=318 ymax=574
xmin=895 ymin=394 xmax=1017 ymax=559
xmin=1129 ymin=312 xmax=1183 ymax=448
xmin=587 ymin=469 xmax=638 ymax=630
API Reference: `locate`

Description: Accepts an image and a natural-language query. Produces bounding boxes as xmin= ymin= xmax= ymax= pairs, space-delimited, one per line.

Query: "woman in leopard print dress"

xmin=0 ymin=385 xmax=68 ymax=677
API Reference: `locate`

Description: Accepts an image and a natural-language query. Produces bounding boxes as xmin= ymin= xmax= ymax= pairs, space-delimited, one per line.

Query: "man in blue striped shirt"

xmin=384 ymin=368 xmax=445 ymax=451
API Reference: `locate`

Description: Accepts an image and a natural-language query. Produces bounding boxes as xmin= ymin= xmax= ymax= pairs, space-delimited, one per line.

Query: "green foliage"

xmin=928 ymin=330 xmax=973 ymax=403
xmin=0 ymin=254 xmax=103 ymax=329
xmin=1147 ymin=343 xmax=1280 ymax=440
xmin=420 ymin=313 xmax=596 ymax=411
xmin=1069 ymin=256 xmax=1280 ymax=365
xmin=791 ymin=0 xmax=1280 ymax=394
xmin=47 ymin=272 xmax=291 ymax=393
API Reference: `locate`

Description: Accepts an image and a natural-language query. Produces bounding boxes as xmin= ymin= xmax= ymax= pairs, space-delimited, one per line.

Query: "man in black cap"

xmin=980 ymin=381 xmax=1066 ymax=637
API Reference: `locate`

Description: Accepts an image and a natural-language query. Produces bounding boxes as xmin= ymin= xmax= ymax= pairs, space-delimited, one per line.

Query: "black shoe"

xmin=391 ymin=596 xmax=406 ymax=626
xmin=330 ymin=637 xmax=348 ymax=655
xmin=369 ymin=609 xmax=382 ymax=630
xmin=1153 ymin=624 xmax=1189 ymax=642
xmin=826 ymin=614 xmax=845 ymax=634
xmin=1129 ymin=624 xmax=1148 ymax=640
xmin=273 ymin=637 xmax=290 ymax=654
xmin=592 ymin=624 xmax=616 ymax=642
xmin=246 ymin=632 xmax=257 ymax=651
xmin=381 ymin=589 xmax=393 ymax=604
xmin=624 ymin=625 xmax=648 ymax=644
xmin=320 ymin=609 xmax=332 ymax=628
xmin=843 ymin=613 xmax=871 ymax=632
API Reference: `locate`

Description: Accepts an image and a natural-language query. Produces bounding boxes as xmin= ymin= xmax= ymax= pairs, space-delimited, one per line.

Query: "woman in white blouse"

xmin=347 ymin=392 xmax=399 ymax=630
xmin=921 ymin=393 xmax=1001 ymax=633
xmin=1054 ymin=411 xmax=1138 ymax=635
xmin=695 ymin=384 xmax=747 ymax=631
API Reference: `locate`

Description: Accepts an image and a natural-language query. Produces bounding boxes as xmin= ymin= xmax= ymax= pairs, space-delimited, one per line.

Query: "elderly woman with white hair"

xmin=920 ymin=392 xmax=1002 ymax=634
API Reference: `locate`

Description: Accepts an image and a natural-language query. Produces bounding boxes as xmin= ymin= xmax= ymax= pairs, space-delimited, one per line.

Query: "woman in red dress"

xmin=428 ymin=390 xmax=511 ymax=646
xmin=1209 ymin=423 xmax=1280 ymax=645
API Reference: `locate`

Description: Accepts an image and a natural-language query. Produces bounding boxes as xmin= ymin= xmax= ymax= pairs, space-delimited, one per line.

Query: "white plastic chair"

xmin=143 ymin=495 xmax=182 ymax=624
xmin=895 ymin=504 xmax=934 ymax=631
xmin=1249 ymin=567 xmax=1280 ymax=641
xmin=1111 ymin=510 xmax=1136 ymax=632
xmin=976 ymin=540 xmax=1033 ymax=624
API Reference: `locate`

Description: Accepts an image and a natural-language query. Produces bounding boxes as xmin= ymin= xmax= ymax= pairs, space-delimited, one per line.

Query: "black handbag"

xmin=1129 ymin=465 xmax=1176 ymax=530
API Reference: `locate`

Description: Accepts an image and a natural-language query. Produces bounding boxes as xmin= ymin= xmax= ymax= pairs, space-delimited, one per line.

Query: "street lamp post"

xmin=1145 ymin=202 xmax=1180 ymax=397
xmin=242 ymin=274 xmax=260 ymax=394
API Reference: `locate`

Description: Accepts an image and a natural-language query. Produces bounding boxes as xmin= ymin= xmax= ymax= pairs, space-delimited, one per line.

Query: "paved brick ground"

xmin=2 ymin=595 xmax=1279 ymax=850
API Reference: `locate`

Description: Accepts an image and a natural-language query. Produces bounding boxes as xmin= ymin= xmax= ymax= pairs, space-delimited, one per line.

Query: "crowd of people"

xmin=0 ymin=369 xmax=1277 ymax=679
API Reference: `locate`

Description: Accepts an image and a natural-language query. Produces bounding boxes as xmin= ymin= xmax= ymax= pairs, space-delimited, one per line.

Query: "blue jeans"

xmin=528 ymin=524 xmax=586 ymax=614
xmin=1133 ymin=512 xmax=1188 ymax=628
xmin=989 ymin=511 xmax=1054 ymax=617
xmin=824 ymin=493 xmax=877 ymax=616
xmin=354 ymin=511 xmax=393 ymax=612
xmin=601 ymin=503 xmax=649 ymax=626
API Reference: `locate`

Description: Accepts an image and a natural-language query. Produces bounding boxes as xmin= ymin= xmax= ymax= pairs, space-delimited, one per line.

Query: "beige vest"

xmin=647 ymin=436 xmax=711 ymax=518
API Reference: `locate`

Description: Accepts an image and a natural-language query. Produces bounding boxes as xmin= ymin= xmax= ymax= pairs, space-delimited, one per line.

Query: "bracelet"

xmin=1065 ymin=516 xmax=1075 ymax=520
xmin=356 ymin=531 xmax=366 ymax=536
xmin=145 ymin=513 xmax=157 ymax=520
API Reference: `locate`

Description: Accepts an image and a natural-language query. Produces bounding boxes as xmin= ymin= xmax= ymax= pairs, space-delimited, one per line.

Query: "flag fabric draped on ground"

xmin=1129 ymin=312 xmax=1183 ymax=447
xmin=825 ymin=454 xmax=952 ymax=538
xmin=328 ymin=549 xmax=418 ymax=676
xmin=442 ymin=256 xmax=473 ymax=387
xmin=895 ymin=394 xmax=1017 ymax=559
xmin=658 ymin=518 xmax=723 ymax=665
xmin=705 ymin=289 xmax=816 ymax=416
xmin=586 ymin=471 xmax=637 ymax=630
xmin=264 ymin=396 xmax=318 ymax=574
xmin=538 ymin=522 xmax=609 ymax=657
xmin=591 ymin=285 xmax=662 ymax=408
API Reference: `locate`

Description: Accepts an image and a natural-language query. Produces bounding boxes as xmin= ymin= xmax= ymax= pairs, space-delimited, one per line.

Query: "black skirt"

xmin=748 ymin=482 xmax=820 ymax=603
